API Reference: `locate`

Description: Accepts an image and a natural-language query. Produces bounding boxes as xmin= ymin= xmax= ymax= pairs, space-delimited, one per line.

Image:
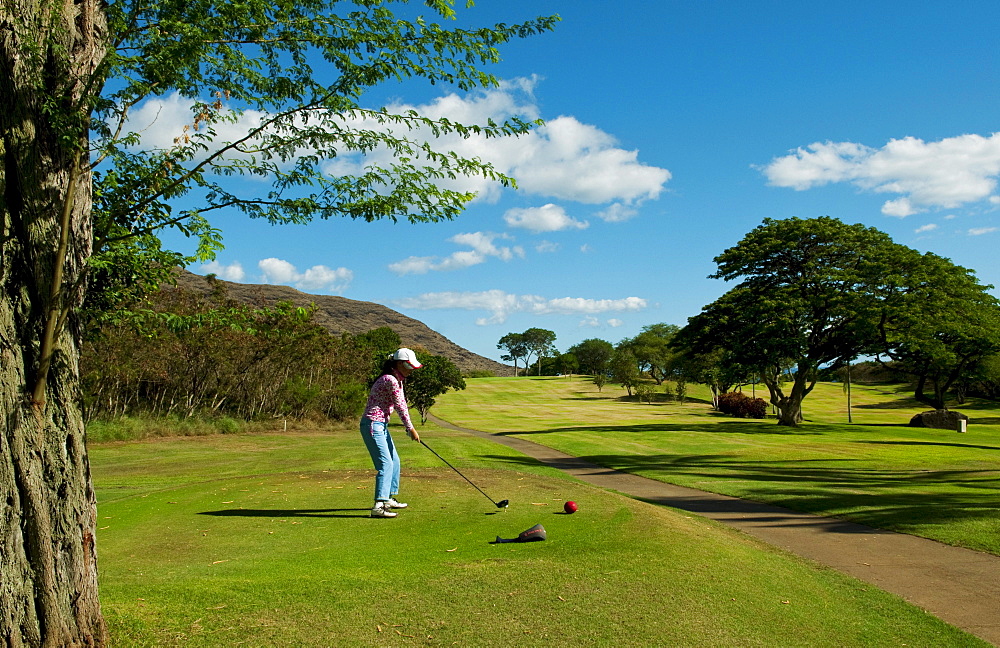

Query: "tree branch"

xmin=32 ymin=149 xmax=81 ymax=408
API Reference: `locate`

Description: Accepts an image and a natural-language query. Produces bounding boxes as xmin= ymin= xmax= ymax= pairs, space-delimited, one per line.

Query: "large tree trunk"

xmin=913 ymin=373 xmax=947 ymax=411
xmin=774 ymin=394 xmax=805 ymax=427
xmin=1 ymin=0 xmax=108 ymax=644
xmin=762 ymin=370 xmax=810 ymax=427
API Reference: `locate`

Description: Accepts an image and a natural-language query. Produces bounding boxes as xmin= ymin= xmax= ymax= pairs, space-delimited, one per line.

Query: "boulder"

xmin=908 ymin=409 xmax=969 ymax=430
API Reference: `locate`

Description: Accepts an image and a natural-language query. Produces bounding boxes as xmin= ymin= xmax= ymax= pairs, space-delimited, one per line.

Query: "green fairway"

xmin=91 ymin=424 xmax=990 ymax=646
xmin=434 ymin=376 xmax=1000 ymax=555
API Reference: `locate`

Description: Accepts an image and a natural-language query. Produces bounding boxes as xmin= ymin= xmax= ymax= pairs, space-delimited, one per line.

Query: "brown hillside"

xmin=170 ymin=270 xmax=512 ymax=375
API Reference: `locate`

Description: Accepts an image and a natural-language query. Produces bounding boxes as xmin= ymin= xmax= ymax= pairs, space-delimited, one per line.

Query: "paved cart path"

xmin=428 ymin=414 xmax=1000 ymax=646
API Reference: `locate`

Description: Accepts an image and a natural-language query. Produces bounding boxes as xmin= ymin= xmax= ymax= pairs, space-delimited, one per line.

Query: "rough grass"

xmin=91 ymin=424 xmax=988 ymax=647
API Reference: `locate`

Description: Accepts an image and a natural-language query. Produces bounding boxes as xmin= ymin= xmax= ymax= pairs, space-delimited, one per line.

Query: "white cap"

xmin=392 ymin=348 xmax=423 ymax=369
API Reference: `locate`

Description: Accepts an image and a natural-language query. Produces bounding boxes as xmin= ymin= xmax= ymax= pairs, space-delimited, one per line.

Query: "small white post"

xmin=957 ymin=419 xmax=967 ymax=433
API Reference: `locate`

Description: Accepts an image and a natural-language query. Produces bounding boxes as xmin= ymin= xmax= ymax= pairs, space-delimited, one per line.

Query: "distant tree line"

xmin=497 ymin=217 xmax=1000 ymax=426
xmin=81 ymin=278 xmax=464 ymax=423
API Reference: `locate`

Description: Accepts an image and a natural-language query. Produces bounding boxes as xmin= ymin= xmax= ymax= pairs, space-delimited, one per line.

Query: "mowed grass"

xmin=434 ymin=376 xmax=1000 ymax=555
xmin=90 ymin=424 xmax=988 ymax=646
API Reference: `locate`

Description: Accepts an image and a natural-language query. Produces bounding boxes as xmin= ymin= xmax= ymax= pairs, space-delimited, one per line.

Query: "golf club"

xmin=420 ymin=440 xmax=509 ymax=509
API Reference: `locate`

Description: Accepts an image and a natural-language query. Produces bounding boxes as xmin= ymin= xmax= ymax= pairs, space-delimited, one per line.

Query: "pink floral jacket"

xmin=363 ymin=370 xmax=415 ymax=430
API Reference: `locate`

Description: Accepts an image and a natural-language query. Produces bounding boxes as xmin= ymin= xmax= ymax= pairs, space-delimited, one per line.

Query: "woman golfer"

xmin=360 ymin=348 xmax=422 ymax=518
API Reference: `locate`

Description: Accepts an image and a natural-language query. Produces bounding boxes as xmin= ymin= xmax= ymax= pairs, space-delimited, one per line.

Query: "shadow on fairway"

xmin=853 ymin=397 xmax=922 ymax=410
xmin=481 ymin=451 xmax=1000 ymax=533
xmin=496 ymin=421 xmax=819 ymax=438
xmin=198 ymin=508 xmax=371 ymax=519
xmin=863 ymin=440 xmax=1000 ymax=451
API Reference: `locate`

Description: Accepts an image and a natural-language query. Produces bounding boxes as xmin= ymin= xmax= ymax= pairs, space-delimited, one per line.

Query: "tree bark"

xmin=762 ymin=371 xmax=809 ymax=427
xmin=913 ymin=372 xmax=947 ymax=411
xmin=1 ymin=0 xmax=108 ymax=644
xmin=775 ymin=395 xmax=805 ymax=427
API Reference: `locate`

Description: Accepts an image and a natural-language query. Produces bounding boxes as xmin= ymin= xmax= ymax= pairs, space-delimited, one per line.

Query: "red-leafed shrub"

xmin=717 ymin=391 xmax=768 ymax=419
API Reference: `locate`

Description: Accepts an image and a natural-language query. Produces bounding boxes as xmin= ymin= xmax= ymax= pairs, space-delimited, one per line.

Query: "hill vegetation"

xmin=173 ymin=270 xmax=510 ymax=375
xmin=80 ymin=273 xmax=477 ymax=424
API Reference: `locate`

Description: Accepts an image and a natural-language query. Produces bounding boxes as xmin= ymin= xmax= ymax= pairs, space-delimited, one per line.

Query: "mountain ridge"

xmin=171 ymin=270 xmax=512 ymax=375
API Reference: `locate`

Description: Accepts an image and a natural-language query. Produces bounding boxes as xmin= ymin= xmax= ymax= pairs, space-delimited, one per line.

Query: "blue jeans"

xmin=360 ymin=416 xmax=400 ymax=502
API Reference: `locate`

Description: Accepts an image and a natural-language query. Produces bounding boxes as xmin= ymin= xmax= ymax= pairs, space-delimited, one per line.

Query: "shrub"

xmin=80 ymin=282 xmax=373 ymax=423
xmin=214 ymin=417 xmax=242 ymax=435
xmin=635 ymin=383 xmax=655 ymax=404
xmin=717 ymin=391 xmax=767 ymax=419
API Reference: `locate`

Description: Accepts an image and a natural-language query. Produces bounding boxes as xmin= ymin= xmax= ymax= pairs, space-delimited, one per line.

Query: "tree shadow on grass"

xmin=481 ymin=451 xmax=1000 ymax=538
xmin=198 ymin=508 xmax=371 ymax=519
xmin=862 ymin=440 xmax=1000 ymax=451
xmin=853 ymin=397 xmax=922 ymax=410
xmin=499 ymin=420 xmax=820 ymax=437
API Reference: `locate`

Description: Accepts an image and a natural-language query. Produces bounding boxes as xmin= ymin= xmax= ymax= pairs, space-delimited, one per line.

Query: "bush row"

xmin=80 ymin=280 xmax=380 ymax=422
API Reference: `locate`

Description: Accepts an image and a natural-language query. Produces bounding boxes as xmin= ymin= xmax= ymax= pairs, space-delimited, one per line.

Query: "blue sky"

xmin=150 ymin=1 xmax=1000 ymax=363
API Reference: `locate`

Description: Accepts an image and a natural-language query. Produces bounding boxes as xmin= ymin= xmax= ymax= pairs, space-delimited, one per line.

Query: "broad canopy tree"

xmin=498 ymin=327 xmax=557 ymax=376
xmin=674 ymin=216 xmax=999 ymax=427
xmin=672 ymin=346 xmax=753 ymax=409
xmin=620 ymin=323 xmax=680 ymax=384
xmin=405 ymin=352 xmax=466 ymax=424
xmin=610 ymin=347 xmax=641 ymax=396
xmin=497 ymin=331 xmax=528 ymax=375
xmin=521 ymin=327 xmax=557 ymax=376
xmin=878 ymin=252 xmax=1000 ymax=410
xmin=1 ymin=0 xmax=556 ymax=643
xmin=567 ymin=338 xmax=613 ymax=376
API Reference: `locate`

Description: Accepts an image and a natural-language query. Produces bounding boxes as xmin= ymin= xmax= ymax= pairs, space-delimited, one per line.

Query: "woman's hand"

xmin=408 ymin=427 xmax=421 ymax=443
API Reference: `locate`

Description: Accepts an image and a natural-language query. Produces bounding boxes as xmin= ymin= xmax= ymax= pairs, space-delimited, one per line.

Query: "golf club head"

xmin=496 ymin=499 xmax=509 ymax=509
xmin=493 ymin=523 xmax=546 ymax=544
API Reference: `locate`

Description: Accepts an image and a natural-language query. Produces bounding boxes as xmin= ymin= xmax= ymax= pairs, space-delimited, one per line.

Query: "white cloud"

xmin=122 ymin=93 xmax=268 ymax=158
xmin=507 ymin=116 xmax=672 ymax=204
xmin=346 ymin=78 xmax=670 ymax=206
xmin=535 ymin=240 xmax=560 ymax=253
xmin=450 ymin=232 xmax=522 ymax=261
xmin=200 ymin=260 xmax=246 ymax=282
xmin=503 ymin=204 xmax=588 ymax=232
xmin=388 ymin=232 xmax=522 ymax=275
xmin=596 ymin=203 xmax=639 ymax=223
xmin=915 ymin=223 xmax=938 ymax=234
xmin=580 ymin=316 xmax=625 ymax=329
xmin=258 ymin=258 xmax=353 ymax=292
xmin=761 ymin=134 xmax=1000 ymax=216
xmin=882 ymin=197 xmax=917 ymax=218
xmin=969 ymin=227 xmax=999 ymax=236
xmin=397 ymin=290 xmax=646 ymax=325
xmin=125 ymin=93 xmax=195 ymax=148
xmin=386 ymin=256 xmax=438 ymax=275
xmin=122 ymin=78 xmax=671 ymax=211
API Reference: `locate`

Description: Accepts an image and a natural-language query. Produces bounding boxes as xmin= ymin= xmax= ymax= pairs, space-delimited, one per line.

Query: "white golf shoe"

xmin=370 ymin=502 xmax=397 ymax=518
xmin=386 ymin=497 xmax=408 ymax=509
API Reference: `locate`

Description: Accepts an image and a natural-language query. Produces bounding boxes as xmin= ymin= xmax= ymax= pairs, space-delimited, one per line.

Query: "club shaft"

xmin=421 ymin=440 xmax=498 ymax=506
